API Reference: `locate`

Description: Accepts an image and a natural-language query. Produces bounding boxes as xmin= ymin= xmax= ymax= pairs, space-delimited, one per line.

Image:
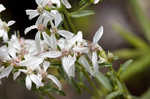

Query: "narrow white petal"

xmin=94 ymin=0 xmax=100 ymax=4
xmin=73 ymin=46 xmax=89 ymax=53
xmin=93 ymin=26 xmax=103 ymax=44
xmin=35 ymin=31 xmax=41 ymax=52
xmin=43 ymin=61 xmax=50 ymax=72
xmin=35 ymin=0 xmax=42 ymax=5
xmin=26 ymin=75 xmax=32 ymax=90
xmin=57 ymin=30 xmax=74 ymax=39
xmin=20 ymin=57 xmax=43 ymax=69
xmin=61 ymin=0 xmax=72 ymax=9
xmin=30 ymin=74 xmax=43 ymax=88
xmin=68 ymin=31 xmax=83 ymax=49
xmin=92 ymin=52 xmax=99 ymax=74
xmin=26 ymin=10 xmax=39 ymax=20
xmin=51 ymin=0 xmax=61 ymax=8
xmin=42 ymin=32 xmax=51 ymax=46
xmin=0 ymin=66 xmax=13 ymax=79
xmin=2 ymin=31 xmax=8 ymax=42
xmin=7 ymin=21 xmax=15 ymax=26
xmin=0 ymin=46 xmax=10 ymax=60
xmin=13 ymin=71 xmax=21 ymax=80
xmin=50 ymin=34 xmax=57 ymax=49
xmin=79 ymin=56 xmax=94 ymax=75
xmin=0 ymin=4 xmax=6 ymax=12
xmin=40 ymin=51 xmax=62 ymax=58
xmin=47 ymin=74 xmax=62 ymax=90
xmin=24 ymin=25 xmax=37 ymax=35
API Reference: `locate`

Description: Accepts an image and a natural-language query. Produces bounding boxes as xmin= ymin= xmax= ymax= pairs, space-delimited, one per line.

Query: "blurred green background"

xmin=0 ymin=0 xmax=150 ymax=99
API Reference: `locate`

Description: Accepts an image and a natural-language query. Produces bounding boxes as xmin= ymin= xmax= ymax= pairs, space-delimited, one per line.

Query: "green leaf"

xmin=70 ymin=10 xmax=95 ymax=18
xmin=129 ymin=0 xmax=150 ymax=42
xmin=114 ymin=49 xmax=144 ymax=59
xmin=120 ymin=54 xmax=150 ymax=81
xmin=95 ymin=72 xmax=113 ymax=91
xmin=113 ymin=25 xmax=149 ymax=50
xmin=106 ymin=90 xmax=122 ymax=99
xmin=118 ymin=59 xmax=133 ymax=75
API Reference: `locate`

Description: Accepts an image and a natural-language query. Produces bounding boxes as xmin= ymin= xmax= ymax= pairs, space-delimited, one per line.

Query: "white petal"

xmin=30 ymin=74 xmax=43 ymax=88
xmin=0 ymin=4 xmax=6 ymax=12
xmin=68 ymin=31 xmax=83 ymax=49
xmin=62 ymin=55 xmax=76 ymax=77
xmin=57 ymin=38 xmax=65 ymax=50
xmin=50 ymin=34 xmax=57 ymax=49
xmin=26 ymin=10 xmax=39 ymax=20
xmin=42 ymin=32 xmax=52 ymax=47
xmin=50 ymin=10 xmax=62 ymax=27
xmin=35 ymin=0 xmax=42 ymax=5
xmin=51 ymin=0 xmax=61 ymax=8
xmin=47 ymin=74 xmax=62 ymax=90
xmin=7 ymin=21 xmax=15 ymax=26
xmin=61 ymin=0 xmax=72 ymax=9
xmin=24 ymin=25 xmax=37 ymax=35
xmin=93 ymin=26 xmax=103 ymax=44
xmin=78 ymin=56 xmax=94 ymax=76
xmin=92 ymin=52 xmax=99 ymax=74
xmin=73 ymin=46 xmax=89 ymax=53
xmin=26 ymin=75 xmax=32 ymax=90
xmin=43 ymin=61 xmax=50 ymax=71
xmin=0 ymin=46 xmax=10 ymax=60
xmin=20 ymin=57 xmax=43 ymax=69
xmin=94 ymin=0 xmax=100 ymax=4
xmin=0 ymin=66 xmax=13 ymax=79
xmin=40 ymin=51 xmax=62 ymax=58
xmin=57 ymin=30 xmax=74 ymax=39
xmin=13 ymin=71 xmax=21 ymax=80
xmin=35 ymin=31 xmax=41 ymax=52
xmin=2 ymin=30 xmax=8 ymax=41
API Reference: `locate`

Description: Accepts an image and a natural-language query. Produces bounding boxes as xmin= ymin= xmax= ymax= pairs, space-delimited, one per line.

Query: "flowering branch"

xmin=0 ymin=0 xmax=135 ymax=99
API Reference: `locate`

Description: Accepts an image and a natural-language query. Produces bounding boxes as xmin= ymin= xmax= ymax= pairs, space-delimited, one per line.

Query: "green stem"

xmin=110 ymin=67 xmax=132 ymax=99
xmin=79 ymin=63 xmax=101 ymax=99
xmin=63 ymin=7 xmax=76 ymax=33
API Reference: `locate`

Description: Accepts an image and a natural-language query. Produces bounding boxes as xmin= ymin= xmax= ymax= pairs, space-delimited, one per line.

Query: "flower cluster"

xmin=0 ymin=0 xmax=105 ymax=91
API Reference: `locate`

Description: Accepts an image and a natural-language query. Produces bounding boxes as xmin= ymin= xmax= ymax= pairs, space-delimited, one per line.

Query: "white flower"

xmin=0 ymin=19 xmax=15 ymax=41
xmin=0 ymin=4 xmax=6 ymax=12
xmin=38 ymin=61 xmax=62 ymax=90
xmin=91 ymin=26 xmax=103 ymax=74
xmin=58 ymin=31 xmax=82 ymax=52
xmin=25 ymin=73 xmax=43 ymax=90
xmin=19 ymin=57 xmax=44 ymax=90
xmin=26 ymin=0 xmax=49 ymax=20
xmin=62 ymin=55 xmax=76 ymax=77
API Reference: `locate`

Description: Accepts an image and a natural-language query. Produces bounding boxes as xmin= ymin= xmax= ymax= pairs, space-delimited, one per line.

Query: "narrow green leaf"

xmin=114 ymin=49 xmax=144 ymax=59
xmin=118 ymin=59 xmax=133 ymax=75
xmin=129 ymin=0 xmax=150 ymax=42
xmin=95 ymin=72 xmax=113 ymax=91
xmin=120 ymin=54 xmax=150 ymax=81
xmin=114 ymin=25 xmax=149 ymax=49
xmin=70 ymin=10 xmax=95 ymax=18
xmin=106 ymin=90 xmax=122 ymax=99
